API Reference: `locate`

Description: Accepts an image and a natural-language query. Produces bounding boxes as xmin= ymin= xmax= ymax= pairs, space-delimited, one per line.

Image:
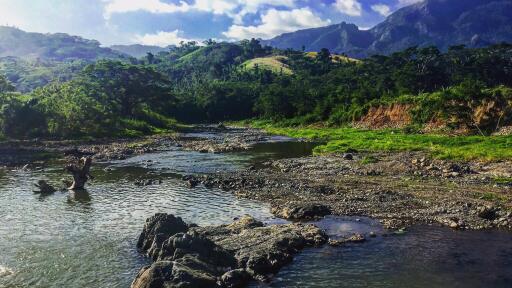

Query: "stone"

xmin=187 ymin=179 xmax=199 ymax=188
xmin=477 ymin=206 xmax=498 ymax=220
xmin=342 ymin=153 xmax=354 ymax=160
xmin=221 ymin=269 xmax=251 ymax=288
xmin=132 ymin=214 xmax=327 ymax=287
xmin=137 ymin=213 xmax=190 ymax=260
xmin=271 ymin=203 xmax=331 ymax=220
xmin=328 ymin=234 xmax=366 ymax=246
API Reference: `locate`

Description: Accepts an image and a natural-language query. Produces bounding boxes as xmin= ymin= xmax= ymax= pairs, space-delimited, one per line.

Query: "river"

xmin=0 ymin=132 xmax=511 ymax=288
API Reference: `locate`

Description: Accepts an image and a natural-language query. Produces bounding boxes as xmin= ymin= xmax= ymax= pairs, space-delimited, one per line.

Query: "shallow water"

xmin=0 ymin=135 xmax=308 ymax=288
xmin=1 ymin=134 xmax=512 ymax=288
xmin=258 ymin=217 xmax=512 ymax=288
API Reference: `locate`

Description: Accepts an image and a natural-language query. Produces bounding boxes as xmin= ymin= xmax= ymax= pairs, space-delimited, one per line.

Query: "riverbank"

xmin=2 ymin=125 xmax=511 ymax=287
xmin=237 ymin=120 xmax=512 ymax=161
xmin=0 ymin=125 xmax=273 ymax=167
xmin=131 ymin=125 xmax=512 ymax=287
xmin=181 ymin=124 xmax=512 ymax=230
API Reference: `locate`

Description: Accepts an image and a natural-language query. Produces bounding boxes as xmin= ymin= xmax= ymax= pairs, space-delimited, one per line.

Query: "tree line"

xmin=0 ymin=40 xmax=511 ymax=139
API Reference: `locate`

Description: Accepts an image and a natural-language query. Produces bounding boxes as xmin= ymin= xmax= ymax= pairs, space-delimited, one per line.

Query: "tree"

xmin=0 ymin=75 xmax=15 ymax=93
xmin=80 ymin=60 xmax=173 ymax=116
xmin=146 ymin=52 xmax=155 ymax=64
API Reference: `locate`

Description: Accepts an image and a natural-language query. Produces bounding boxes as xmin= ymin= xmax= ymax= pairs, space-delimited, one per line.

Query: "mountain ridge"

xmin=262 ymin=0 xmax=512 ymax=57
xmin=0 ymin=26 xmax=125 ymax=61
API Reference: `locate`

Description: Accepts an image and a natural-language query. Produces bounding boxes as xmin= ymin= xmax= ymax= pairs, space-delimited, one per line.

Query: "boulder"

xmin=132 ymin=214 xmax=327 ymax=288
xmin=137 ymin=213 xmax=190 ymax=260
xmin=271 ymin=203 xmax=331 ymax=220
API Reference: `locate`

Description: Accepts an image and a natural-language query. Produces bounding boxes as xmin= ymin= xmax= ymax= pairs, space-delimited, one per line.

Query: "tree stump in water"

xmin=34 ymin=180 xmax=56 ymax=194
xmin=65 ymin=157 xmax=93 ymax=190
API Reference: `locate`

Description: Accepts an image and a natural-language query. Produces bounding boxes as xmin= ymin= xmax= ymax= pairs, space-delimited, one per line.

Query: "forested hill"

xmin=0 ymin=26 xmax=125 ymax=61
xmin=0 ymin=39 xmax=511 ymax=139
xmin=263 ymin=0 xmax=512 ymax=57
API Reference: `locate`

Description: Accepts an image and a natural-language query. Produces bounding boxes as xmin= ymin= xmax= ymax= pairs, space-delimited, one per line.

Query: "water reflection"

xmin=2 ymin=140 xmax=511 ymax=288
xmin=262 ymin=225 xmax=512 ymax=288
xmin=67 ymin=190 xmax=92 ymax=206
xmin=0 ymin=143 xmax=284 ymax=288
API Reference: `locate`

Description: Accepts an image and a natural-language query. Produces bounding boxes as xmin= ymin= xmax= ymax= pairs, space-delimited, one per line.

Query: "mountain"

xmin=110 ymin=44 xmax=171 ymax=58
xmin=263 ymin=0 xmax=512 ymax=57
xmin=263 ymin=22 xmax=373 ymax=58
xmin=0 ymin=26 xmax=125 ymax=61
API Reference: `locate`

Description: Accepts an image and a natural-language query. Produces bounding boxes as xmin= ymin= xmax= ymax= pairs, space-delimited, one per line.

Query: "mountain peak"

xmin=0 ymin=26 xmax=124 ymax=61
xmin=263 ymin=0 xmax=512 ymax=57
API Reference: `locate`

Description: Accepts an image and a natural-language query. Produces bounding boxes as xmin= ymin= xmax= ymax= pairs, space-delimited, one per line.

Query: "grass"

xmin=361 ymin=155 xmax=379 ymax=164
xmin=240 ymin=120 xmax=512 ymax=161
xmin=478 ymin=192 xmax=509 ymax=205
xmin=304 ymin=52 xmax=361 ymax=63
xmin=494 ymin=177 xmax=512 ymax=185
xmin=241 ymin=56 xmax=293 ymax=75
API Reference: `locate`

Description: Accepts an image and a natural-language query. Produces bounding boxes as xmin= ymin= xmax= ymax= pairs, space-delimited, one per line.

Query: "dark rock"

xmin=328 ymin=234 xmax=366 ymax=246
xmin=477 ymin=206 xmax=498 ymax=221
xmin=132 ymin=214 xmax=327 ymax=287
xmin=217 ymin=123 xmax=227 ymax=130
xmin=271 ymin=203 xmax=331 ymax=220
xmin=342 ymin=153 xmax=354 ymax=160
xmin=157 ymin=232 xmax=236 ymax=268
xmin=187 ymin=179 xmax=199 ymax=188
xmin=221 ymin=269 xmax=251 ymax=288
xmin=137 ymin=213 xmax=190 ymax=259
xmin=131 ymin=257 xmax=219 ymax=288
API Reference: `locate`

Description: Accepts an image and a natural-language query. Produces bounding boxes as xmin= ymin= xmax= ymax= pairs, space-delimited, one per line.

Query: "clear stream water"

xmin=0 ymin=134 xmax=511 ymax=288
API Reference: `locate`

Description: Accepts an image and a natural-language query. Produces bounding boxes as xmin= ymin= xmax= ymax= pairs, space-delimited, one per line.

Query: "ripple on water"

xmin=0 ymin=148 xmax=278 ymax=288
xmin=0 ymin=265 xmax=14 ymax=277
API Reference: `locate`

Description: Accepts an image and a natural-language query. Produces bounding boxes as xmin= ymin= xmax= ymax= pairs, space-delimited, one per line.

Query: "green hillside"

xmin=242 ymin=56 xmax=293 ymax=75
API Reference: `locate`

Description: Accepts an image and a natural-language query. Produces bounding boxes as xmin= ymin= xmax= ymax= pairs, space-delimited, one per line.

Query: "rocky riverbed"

xmin=184 ymin=150 xmax=512 ymax=230
xmin=171 ymin=125 xmax=512 ymax=231
xmin=3 ymin=126 xmax=512 ymax=287
xmin=0 ymin=125 xmax=273 ymax=167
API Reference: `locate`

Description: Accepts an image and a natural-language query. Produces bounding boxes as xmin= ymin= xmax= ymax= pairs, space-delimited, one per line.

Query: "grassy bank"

xmin=238 ymin=120 xmax=512 ymax=161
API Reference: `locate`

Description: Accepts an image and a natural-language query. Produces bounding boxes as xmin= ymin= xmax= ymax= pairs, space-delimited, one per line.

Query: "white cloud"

xmin=333 ymin=0 xmax=363 ymax=17
xmin=193 ymin=0 xmax=238 ymax=15
xmin=371 ymin=4 xmax=391 ymax=16
xmin=134 ymin=30 xmax=200 ymax=46
xmin=233 ymin=0 xmax=296 ymax=24
xmin=103 ymin=0 xmax=191 ymax=19
xmin=103 ymin=0 xmax=297 ymax=23
xmin=223 ymin=8 xmax=330 ymax=40
xmin=397 ymin=0 xmax=424 ymax=6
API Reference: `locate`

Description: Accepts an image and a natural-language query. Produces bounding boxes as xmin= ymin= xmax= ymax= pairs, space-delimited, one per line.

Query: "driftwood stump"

xmin=65 ymin=157 xmax=93 ymax=190
xmin=34 ymin=180 xmax=56 ymax=194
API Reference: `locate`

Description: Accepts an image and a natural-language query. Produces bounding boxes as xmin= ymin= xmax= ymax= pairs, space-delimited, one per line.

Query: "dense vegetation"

xmin=0 ymin=38 xmax=511 ymax=140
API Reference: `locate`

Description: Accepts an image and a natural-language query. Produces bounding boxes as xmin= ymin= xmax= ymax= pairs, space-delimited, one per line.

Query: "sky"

xmin=0 ymin=0 xmax=423 ymax=46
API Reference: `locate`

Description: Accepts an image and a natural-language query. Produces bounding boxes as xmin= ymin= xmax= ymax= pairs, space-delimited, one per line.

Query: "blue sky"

xmin=0 ymin=0 xmax=422 ymax=46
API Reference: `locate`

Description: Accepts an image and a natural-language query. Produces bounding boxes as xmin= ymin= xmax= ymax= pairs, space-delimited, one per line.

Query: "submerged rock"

xmin=328 ymin=234 xmax=366 ymax=246
xmin=132 ymin=214 xmax=327 ymax=288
